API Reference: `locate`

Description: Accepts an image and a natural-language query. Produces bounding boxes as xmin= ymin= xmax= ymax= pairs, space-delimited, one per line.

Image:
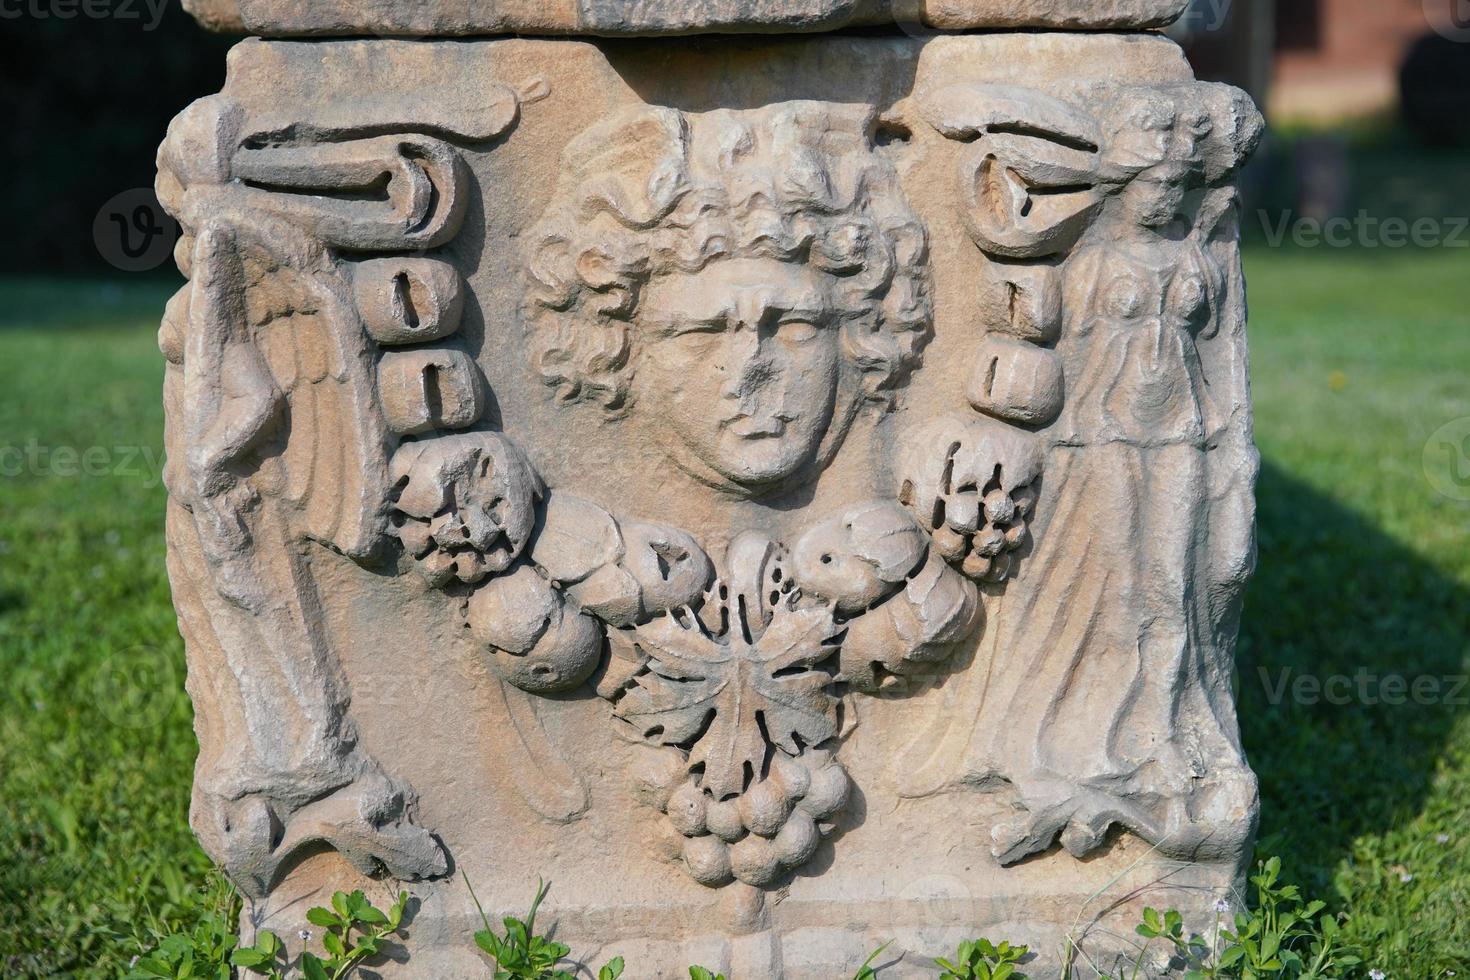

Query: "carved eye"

xmin=774 ymin=319 xmax=819 ymax=346
xmin=675 ymin=328 xmax=721 ymax=354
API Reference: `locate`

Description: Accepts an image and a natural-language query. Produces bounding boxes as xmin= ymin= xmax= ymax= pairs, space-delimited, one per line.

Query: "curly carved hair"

xmin=523 ymin=102 xmax=933 ymax=415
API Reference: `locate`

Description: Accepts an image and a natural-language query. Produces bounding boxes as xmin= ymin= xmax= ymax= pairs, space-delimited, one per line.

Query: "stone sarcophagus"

xmin=157 ymin=3 xmax=1264 ymax=975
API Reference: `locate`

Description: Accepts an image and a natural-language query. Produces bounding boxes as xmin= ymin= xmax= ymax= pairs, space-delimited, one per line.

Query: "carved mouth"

xmin=728 ymin=418 xmax=788 ymax=439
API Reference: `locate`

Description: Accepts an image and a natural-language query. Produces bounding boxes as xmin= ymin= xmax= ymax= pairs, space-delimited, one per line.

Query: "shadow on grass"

xmin=1238 ymin=460 xmax=1470 ymax=894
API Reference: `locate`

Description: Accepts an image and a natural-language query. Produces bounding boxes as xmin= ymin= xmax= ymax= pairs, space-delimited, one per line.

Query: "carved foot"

xmin=192 ymin=770 xmax=448 ymax=899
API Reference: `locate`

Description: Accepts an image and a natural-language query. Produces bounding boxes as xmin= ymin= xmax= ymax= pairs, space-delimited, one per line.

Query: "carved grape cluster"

xmin=389 ymin=433 xmax=544 ymax=587
xmin=898 ymin=415 xmax=1044 ymax=586
xmin=639 ymin=747 xmax=850 ymax=888
xmin=929 ymin=479 xmax=1038 ymax=584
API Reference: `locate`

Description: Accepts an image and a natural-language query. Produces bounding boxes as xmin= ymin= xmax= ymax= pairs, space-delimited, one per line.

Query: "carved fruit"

xmin=961 ymin=553 xmax=994 ymax=580
xmin=683 ymin=835 xmax=733 ymax=887
xmin=897 ymin=414 xmax=1043 ymax=584
xmin=531 ymin=492 xmax=624 ymax=585
xmin=839 ymin=552 xmax=981 ymax=690
xmin=666 ymin=781 xmax=709 ymax=837
xmin=791 ymin=502 xmax=927 ymax=615
xmin=391 ymin=432 xmax=544 ymax=584
xmin=984 ymin=488 xmax=1017 ymax=525
xmin=489 ymin=608 xmax=601 ymax=695
xmin=974 ymin=527 xmax=1007 ymax=559
xmin=945 ymin=493 xmax=981 ymax=534
xmin=469 ymin=565 xmax=603 ymax=694
xmin=890 ymin=554 xmax=982 ymax=655
xmin=706 ymin=797 xmax=746 ymax=843
xmin=629 ymin=745 xmax=685 ymax=812
xmin=932 ymin=525 xmax=970 ymax=563
xmin=739 ymin=778 xmax=791 ymax=839
xmin=797 ymin=764 xmax=850 ymax=821
xmin=770 ymin=753 xmax=811 ymax=801
xmin=620 ymin=520 xmax=714 ymax=615
xmin=772 ymin=810 xmax=820 ymax=866
xmin=467 ymin=564 xmax=559 ymax=655
xmin=567 ymin=563 xmax=643 ymax=627
xmin=729 ymin=835 xmax=782 ymax=887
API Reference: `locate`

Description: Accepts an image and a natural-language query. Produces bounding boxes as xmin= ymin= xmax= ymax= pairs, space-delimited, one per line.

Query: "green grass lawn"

xmin=1 ymin=248 xmax=1467 ymax=977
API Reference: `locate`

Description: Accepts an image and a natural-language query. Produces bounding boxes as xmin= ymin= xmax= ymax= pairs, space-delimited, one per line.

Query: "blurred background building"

xmin=1179 ymin=0 xmax=1462 ymax=123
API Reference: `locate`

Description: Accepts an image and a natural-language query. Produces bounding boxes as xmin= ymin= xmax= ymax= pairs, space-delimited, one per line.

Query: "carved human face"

xmin=636 ymin=257 xmax=843 ymax=493
xmin=1123 ymin=165 xmax=1188 ymax=229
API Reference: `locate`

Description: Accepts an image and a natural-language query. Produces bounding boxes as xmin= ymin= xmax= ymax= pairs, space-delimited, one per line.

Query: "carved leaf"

xmin=615 ymin=604 xmax=840 ymax=799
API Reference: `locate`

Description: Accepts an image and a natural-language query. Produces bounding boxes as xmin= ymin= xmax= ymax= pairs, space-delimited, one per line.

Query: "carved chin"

xmin=666 ymin=442 xmax=810 ymax=496
xmin=716 ymin=435 xmax=818 ymax=487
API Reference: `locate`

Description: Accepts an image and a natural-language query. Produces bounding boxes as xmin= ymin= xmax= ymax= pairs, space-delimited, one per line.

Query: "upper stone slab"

xmin=183 ymin=0 xmax=1187 ymax=36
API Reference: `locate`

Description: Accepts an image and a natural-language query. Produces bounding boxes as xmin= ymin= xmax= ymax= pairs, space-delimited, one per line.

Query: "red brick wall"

xmin=1273 ymin=0 xmax=1434 ymax=119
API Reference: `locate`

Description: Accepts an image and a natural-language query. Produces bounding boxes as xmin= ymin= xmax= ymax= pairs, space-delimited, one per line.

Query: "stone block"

xmin=184 ymin=0 xmax=1189 ymax=36
xmin=156 ymin=27 xmax=1263 ymax=977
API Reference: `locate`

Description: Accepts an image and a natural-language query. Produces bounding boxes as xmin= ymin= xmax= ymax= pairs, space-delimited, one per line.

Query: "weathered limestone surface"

xmin=182 ymin=0 xmax=1188 ymax=35
xmin=158 ymin=19 xmax=1263 ymax=979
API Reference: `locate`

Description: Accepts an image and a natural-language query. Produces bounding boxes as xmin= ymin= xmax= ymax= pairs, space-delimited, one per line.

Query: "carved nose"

xmin=721 ymin=329 xmax=773 ymax=403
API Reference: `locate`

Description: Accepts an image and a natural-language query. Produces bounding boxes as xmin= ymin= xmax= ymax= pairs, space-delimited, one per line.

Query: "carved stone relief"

xmin=159 ymin=24 xmax=1263 ymax=977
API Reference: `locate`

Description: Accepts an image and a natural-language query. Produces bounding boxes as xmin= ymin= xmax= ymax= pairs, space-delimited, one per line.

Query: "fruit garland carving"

xmin=387 ymin=412 xmax=1040 ymax=888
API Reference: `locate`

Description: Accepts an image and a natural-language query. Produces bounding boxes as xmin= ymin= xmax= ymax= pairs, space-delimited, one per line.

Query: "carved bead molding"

xmin=159 ymin=32 xmax=1264 ymax=971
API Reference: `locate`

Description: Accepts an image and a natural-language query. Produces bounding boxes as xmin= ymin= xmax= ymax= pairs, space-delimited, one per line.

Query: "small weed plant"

xmin=123 ymin=873 xmax=242 ymax=980
xmin=935 ymin=938 xmax=1030 ymax=980
xmin=467 ymin=874 xmax=624 ymax=980
xmin=126 ymin=858 xmax=1364 ymax=980
xmin=1127 ymin=858 xmax=1361 ymax=979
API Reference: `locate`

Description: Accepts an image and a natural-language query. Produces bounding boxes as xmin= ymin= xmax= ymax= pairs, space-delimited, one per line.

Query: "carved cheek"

xmin=643 ymin=333 xmax=706 ymax=400
xmin=771 ymin=334 xmax=840 ymax=429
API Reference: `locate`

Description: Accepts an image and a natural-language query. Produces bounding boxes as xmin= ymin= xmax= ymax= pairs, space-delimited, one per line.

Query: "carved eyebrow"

xmin=639 ymin=309 xmax=730 ymax=335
